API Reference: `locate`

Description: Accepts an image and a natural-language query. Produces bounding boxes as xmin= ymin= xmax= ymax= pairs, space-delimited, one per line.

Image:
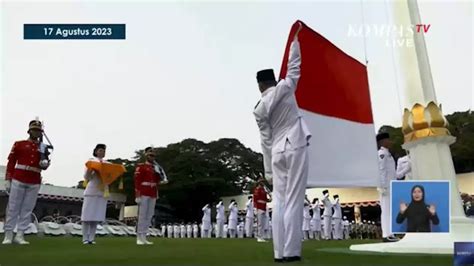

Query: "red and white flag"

xmin=279 ymin=21 xmax=379 ymax=187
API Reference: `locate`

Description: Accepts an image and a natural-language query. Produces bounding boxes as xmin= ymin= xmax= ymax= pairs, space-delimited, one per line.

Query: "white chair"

xmin=148 ymin=228 xmax=160 ymax=237
xmin=38 ymin=216 xmax=66 ymax=236
xmin=63 ymin=223 xmax=83 ymax=236
xmin=38 ymin=221 xmax=67 ymax=236
xmin=95 ymin=224 xmax=109 ymax=236
xmin=103 ymin=221 xmax=127 ymax=236
xmin=122 ymin=226 xmax=137 ymax=236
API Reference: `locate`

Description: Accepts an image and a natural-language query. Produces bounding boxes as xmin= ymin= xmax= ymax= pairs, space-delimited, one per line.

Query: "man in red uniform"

xmin=134 ymin=147 xmax=161 ymax=245
xmin=3 ymin=120 xmax=51 ymax=245
xmin=253 ymin=178 xmax=271 ymax=243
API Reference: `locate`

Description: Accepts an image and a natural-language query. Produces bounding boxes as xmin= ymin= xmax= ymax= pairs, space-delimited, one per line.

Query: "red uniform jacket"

xmin=134 ymin=163 xmax=160 ymax=198
xmin=6 ymin=140 xmax=42 ymax=184
xmin=253 ymin=186 xmax=268 ymax=211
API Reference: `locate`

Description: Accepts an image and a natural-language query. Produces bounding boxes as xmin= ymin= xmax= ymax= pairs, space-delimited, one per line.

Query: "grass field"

xmin=0 ymin=236 xmax=452 ymax=266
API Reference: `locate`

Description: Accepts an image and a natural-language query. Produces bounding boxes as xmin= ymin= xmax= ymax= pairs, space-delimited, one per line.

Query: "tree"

xmin=107 ymin=138 xmax=263 ymax=222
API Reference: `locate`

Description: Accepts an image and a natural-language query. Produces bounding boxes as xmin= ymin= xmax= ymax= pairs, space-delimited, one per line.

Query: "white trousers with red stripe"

xmin=4 ymin=180 xmax=40 ymax=232
xmin=271 ymin=143 xmax=308 ymax=259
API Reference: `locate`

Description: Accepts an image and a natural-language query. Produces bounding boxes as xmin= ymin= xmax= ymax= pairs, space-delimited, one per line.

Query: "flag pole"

xmin=351 ymin=0 xmax=474 ymax=254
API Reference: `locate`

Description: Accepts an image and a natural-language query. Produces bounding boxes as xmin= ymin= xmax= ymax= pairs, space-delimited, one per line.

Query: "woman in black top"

xmin=396 ymin=185 xmax=440 ymax=232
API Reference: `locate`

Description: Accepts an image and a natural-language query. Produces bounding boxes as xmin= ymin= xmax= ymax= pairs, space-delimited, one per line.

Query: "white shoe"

xmin=257 ymin=238 xmax=267 ymax=243
xmin=145 ymin=239 xmax=154 ymax=245
xmin=136 ymin=235 xmax=146 ymax=245
xmin=13 ymin=232 xmax=29 ymax=245
xmin=2 ymin=231 xmax=13 ymax=244
xmin=83 ymin=240 xmax=89 ymax=245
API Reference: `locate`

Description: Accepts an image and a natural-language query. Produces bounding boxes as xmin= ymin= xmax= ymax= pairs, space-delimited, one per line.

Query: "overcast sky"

xmin=1 ymin=0 xmax=472 ymax=187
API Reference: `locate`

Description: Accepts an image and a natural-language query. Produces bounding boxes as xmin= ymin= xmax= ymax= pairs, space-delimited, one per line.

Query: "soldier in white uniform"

xmin=201 ymin=203 xmax=212 ymax=238
xmin=227 ymin=200 xmax=238 ymax=238
xmin=173 ymin=223 xmax=180 ymax=238
xmin=332 ymin=195 xmax=342 ymax=240
xmin=192 ymin=223 xmax=199 ymax=238
xmin=160 ymin=224 xmax=165 ymax=237
xmin=180 ymin=223 xmax=186 ymax=238
xmin=321 ymin=190 xmax=333 ymax=240
xmin=167 ymin=223 xmax=173 ymax=238
xmin=244 ymin=196 xmax=254 ymax=238
xmin=253 ymin=24 xmax=310 ymax=263
xmin=237 ymin=220 xmax=245 ymax=238
xmin=310 ymin=198 xmax=321 ymax=240
xmin=331 ymin=220 xmax=336 ymax=240
xmin=186 ymin=223 xmax=192 ymax=238
xmin=302 ymin=203 xmax=311 ymax=240
xmin=215 ymin=200 xmax=226 ymax=238
xmin=376 ymin=132 xmax=399 ymax=242
xmin=223 ymin=223 xmax=228 ymax=238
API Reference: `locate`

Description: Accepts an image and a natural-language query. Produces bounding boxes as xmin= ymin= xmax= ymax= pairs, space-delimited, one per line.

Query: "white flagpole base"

xmin=351 ymin=135 xmax=474 ymax=254
xmin=350 ymin=216 xmax=474 ymax=254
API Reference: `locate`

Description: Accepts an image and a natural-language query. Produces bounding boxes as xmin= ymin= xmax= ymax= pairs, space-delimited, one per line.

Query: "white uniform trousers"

xmin=4 ymin=180 xmax=40 ymax=232
xmin=322 ymin=216 xmax=332 ymax=240
xmin=201 ymin=221 xmax=211 ymax=238
xmin=302 ymin=218 xmax=311 ymax=240
xmin=271 ymin=144 xmax=309 ymax=259
xmin=228 ymin=219 xmax=237 ymax=238
xmin=245 ymin=217 xmax=254 ymax=238
xmin=333 ymin=218 xmax=342 ymax=240
xmin=256 ymin=209 xmax=266 ymax=239
xmin=216 ymin=219 xmax=224 ymax=238
xmin=223 ymin=227 xmax=228 ymax=238
xmin=380 ymin=191 xmax=391 ymax=238
xmin=137 ymin=196 xmax=156 ymax=235
xmin=82 ymin=221 xmax=99 ymax=242
xmin=237 ymin=227 xmax=244 ymax=238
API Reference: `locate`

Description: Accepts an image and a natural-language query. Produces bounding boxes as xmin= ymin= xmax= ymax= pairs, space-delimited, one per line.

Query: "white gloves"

xmin=5 ymin=180 xmax=11 ymax=192
xmin=153 ymin=164 xmax=161 ymax=174
xmin=135 ymin=197 xmax=141 ymax=204
xmin=39 ymin=159 xmax=50 ymax=170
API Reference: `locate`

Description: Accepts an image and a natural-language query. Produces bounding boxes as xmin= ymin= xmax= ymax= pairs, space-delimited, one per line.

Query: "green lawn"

xmin=0 ymin=236 xmax=452 ymax=266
